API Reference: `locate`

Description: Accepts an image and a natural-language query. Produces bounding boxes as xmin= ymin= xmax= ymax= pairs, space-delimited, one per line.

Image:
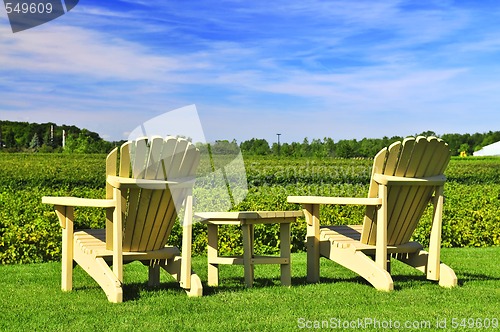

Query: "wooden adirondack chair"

xmin=42 ymin=136 xmax=203 ymax=302
xmin=288 ymin=136 xmax=458 ymax=291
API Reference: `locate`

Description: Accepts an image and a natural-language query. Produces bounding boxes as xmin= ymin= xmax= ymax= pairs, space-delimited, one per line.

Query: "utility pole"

xmin=277 ymin=133 xmax=281 ymax=156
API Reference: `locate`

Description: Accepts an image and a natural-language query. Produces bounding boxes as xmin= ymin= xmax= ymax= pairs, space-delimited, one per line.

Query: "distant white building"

xmin=473 ymin=141 xmax=500 ymax=156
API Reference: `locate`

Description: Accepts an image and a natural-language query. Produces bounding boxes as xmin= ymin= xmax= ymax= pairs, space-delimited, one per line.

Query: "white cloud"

xmin=0 ymin=26 xmax=186 ymax=80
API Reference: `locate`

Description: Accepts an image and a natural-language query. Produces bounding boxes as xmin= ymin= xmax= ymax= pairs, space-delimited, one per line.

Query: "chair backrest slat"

xmin=119 ymin=142 xmax=132 ymax=177
xmin=361 ymin=147 xmax=387 ymax=244
xmin=105 ymin=147 xmax=118 ymax=199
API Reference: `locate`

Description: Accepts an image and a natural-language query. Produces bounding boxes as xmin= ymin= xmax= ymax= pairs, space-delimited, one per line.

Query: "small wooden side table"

xmin=195 ymin=211 xmax=303 ymax=288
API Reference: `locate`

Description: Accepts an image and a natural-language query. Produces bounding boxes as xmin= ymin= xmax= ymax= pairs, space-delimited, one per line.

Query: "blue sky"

xmin=1 ymin=0 xmax=499 ymax=144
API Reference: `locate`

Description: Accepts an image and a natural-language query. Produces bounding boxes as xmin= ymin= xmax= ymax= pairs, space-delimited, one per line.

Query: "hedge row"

xmin=0 ymin=154 xmax=499 ymax=264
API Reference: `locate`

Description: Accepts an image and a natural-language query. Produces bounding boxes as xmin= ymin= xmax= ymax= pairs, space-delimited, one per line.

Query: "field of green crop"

xmin=0 ymin=153 xmax=499 ymax=264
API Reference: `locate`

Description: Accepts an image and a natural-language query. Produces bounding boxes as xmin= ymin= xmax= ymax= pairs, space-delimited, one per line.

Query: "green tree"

xmin=309 ymin=139 xmax=324 ymax=158
xmin=418 ymin=130 xmax=437 ymax=137
xmin=5 ymin=130 xmax=16 ymax=148
xmin=241 ymin=138 xmax=270 ymax=155
xmin=211 ymin=139 xmax=240 ymax=155
xmin=459 ymin=143 xmax=470 ymax=156
xmin=300 ymin=138 xmax=311 ymax=157
xmin=336 ymin=140 xmax=355 ymax=158
xmin=29 ymin=133 xmax=40 ymax=151
xmin=323 ymin=137 xmax=335 ymax=157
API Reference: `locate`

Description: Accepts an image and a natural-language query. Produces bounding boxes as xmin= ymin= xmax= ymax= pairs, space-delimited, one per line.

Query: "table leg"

xmin=207 ymin=224 xmax=219 ymax=286
xmin=250 ymin=224 xmax=255 ymax=283
xmin=280 ymin=222 xmax=291 ymax=286
xmin=242 ymin=223 xmax=254 ymax=287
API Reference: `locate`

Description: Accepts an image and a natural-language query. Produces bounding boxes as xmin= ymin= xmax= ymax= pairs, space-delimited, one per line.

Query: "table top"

xmin=195 ymin=210 xmax=303 ymax=224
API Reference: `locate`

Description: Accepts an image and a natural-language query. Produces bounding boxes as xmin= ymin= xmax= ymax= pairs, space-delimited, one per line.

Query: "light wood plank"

xmin=131 ymin=189 xmax=153 ymax=251
xmin=141 ymin=137 xmax=171 ymax=251
xmin=157 ymin=136 xmax=177 ymax=179
xmin=242 ymin=223 xmax=254 ymax=287
xmin=119 ymin=142 xmax=131 ymax=178
xmin=169 ymin=138 xmax=189 ymax=179
xmin=41 ymin=197 xmax=115 ymax=208
xmin=197 ymin=210 xmax=303 ymax=221
xmin=118 ymin=142 xmax=131 ymax=250
xmin=287 ymin=196 xmax=381 ymax=206
xmin=207 ymin=224 xmax=219 ymax=286
xmin=180 ymin=192 xmax=193 ymax=289
xmin=382 ymin=139 xmax=411 ymax=244
xmin=106 ymin=147 xmax=118 ymax=198
xmin=144 ymin=136 xmax=164 ymax=179
xmin=112 ymin=187 xmax=123 ymax=283
xmin=128 ymin=138 xmax=152 ymax=251
xmin=306 ymin=204 xmax=320 ymax=283
xmin=148 ymin=189 xmax=173 ymax=249
xmin=61 ymin=206 xmax=74 ymax=291
xmin=373 ymin=174 xmax=446 ymax=186
xmin=428 ymin=187 xmax=444 ymax=280
xmin=394 ymin=137 xmax=441 ymax=243
xmin=361 ymin=146 xmax=387 ymax=245
xmin=152 ymin=194 xmax=176 ymax=249
xmin=384 ymin=141 xmax=402 ymax=175
xmin=280 ymin=222 xmax=292 ymax=286
xmin=132 ymin=137 xmax=148 ymax=178
xmin=387 ymin=137 xmax=426 ymax=245
xmin=105 ymin=148 xmax=117 ymax=250
xmin=122 ymin=187 xmax=139 ymax=250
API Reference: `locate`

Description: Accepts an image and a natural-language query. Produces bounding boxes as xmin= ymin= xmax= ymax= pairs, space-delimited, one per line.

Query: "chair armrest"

xmin=106 ymin=175 xmax=196 ymax=189
xmin=373 ymin=173 xmax=446 ymax=186
xmin=42 ymin=196 xmax=116 ymax=208
xmin=287 ymin=196 xmax=382 ymax=206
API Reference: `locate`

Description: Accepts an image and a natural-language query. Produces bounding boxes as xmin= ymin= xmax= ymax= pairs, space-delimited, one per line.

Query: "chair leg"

xmin=305 ymin=204 xmax=320 ymax=283
xmin=73 ymin=249 xmax=123 ymax=303
xmin=186 ymin=274 xmax=203 ymax=297
xmin=61 ymin=220 xmax=74 ymax=292
xmin=328 ymin=247 xmax=393 ymax=291
xmin=160 ymin=256 xmax=203 ymax=297
xmin=395 ymin=250 xmax=457 ymax=288
xmin=148 ymin=264 xmax=161 ymax=287
xmin=438 ymin=263 xmax=458 ymax=288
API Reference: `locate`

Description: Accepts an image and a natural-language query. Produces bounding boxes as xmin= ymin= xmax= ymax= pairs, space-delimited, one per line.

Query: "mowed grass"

xmin=1 ymin=248 xmax=499 ymax=331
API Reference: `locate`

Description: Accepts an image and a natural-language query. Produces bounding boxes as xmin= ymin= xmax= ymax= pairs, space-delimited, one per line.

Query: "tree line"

xmin=0 ymin=120 xmax=117 ymax=153
xmin=228 ymin=130 xmax=500 ymax=158
xmin=1 ymin=120 xmax=498 ymax=157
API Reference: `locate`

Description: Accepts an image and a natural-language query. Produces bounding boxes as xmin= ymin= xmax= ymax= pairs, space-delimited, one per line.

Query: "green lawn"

xmin=1 ymin=248 xmax=499 ymax=331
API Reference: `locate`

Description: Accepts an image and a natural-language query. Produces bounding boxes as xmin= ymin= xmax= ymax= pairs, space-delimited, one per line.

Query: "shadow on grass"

xmin=297 ymin=273 xmax=460 ymax=291
xmin=71 ymin=270 xmax=500 ymax=301
xmin=122 ymin=280 xmax=191 ymax=301
xmin=71 ymin=280 xmax=196 ymax=302
xmin=456 ymin=272 xmax=500 ymax=286
xmin=200 ymin=275 xmax=371 ymax=296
